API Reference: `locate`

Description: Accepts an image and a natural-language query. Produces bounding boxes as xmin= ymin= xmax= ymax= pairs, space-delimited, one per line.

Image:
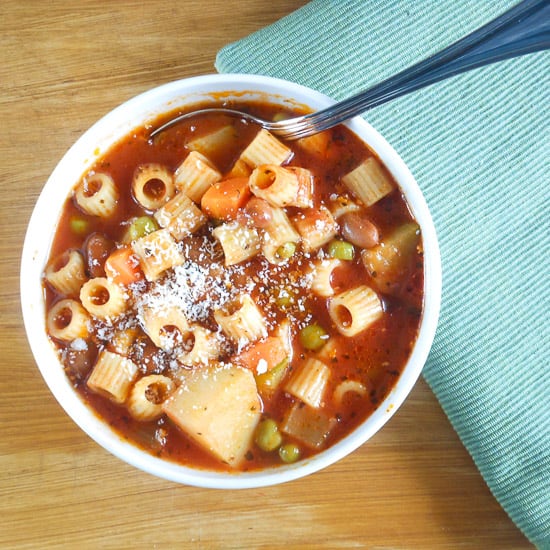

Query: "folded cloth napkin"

xmin=216 ymin=0 xmax=549 ymax=546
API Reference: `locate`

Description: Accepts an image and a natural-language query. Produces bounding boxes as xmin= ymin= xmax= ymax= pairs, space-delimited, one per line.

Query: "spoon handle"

xmin=301 ymin=0 xmax=549 ymax=133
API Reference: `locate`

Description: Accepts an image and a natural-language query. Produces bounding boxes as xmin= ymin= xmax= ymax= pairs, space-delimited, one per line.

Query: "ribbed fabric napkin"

xmin=216 ymin=1 xmax=549 ymax=546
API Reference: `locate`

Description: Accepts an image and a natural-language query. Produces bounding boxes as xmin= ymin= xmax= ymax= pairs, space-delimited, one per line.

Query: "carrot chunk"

xmin=104 ymin=246 xmax=144 ymax=286
xmin=200 ymin=177 xmax=251 ymax=221
xmin=235 ymin=336 xmax=288 ymax=373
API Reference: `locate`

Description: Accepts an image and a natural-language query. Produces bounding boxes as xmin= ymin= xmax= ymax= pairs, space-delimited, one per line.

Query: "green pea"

xmin=127 ymin=216 xmax=158 ymax=241
xmin=276 ymin=241 xmax=297 ymax=259
xmin=69 ymin=216 xmax=90 ymax=235
xmin=327 ymin=239 xmax=354 ymax=260
xmin=279 ymin=442 xmax=301 ymax=463
xmin=299 ymin=323 xmax=329 ymax=351
xmin=275 ymin=289 xmax=295 ymax=309
xmin=255 ymin=418 xmax=283 ymax=452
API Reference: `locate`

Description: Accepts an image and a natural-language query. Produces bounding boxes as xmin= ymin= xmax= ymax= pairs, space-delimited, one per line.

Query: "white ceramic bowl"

xmin=21 ymin=74 xmax=441 ymax=489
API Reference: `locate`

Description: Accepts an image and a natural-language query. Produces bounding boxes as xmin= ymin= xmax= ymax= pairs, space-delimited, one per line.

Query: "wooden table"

xmin=0 ymin=2 xmax=533 ymax=548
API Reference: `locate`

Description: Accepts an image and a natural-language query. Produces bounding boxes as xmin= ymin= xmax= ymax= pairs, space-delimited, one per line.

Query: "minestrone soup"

xmin=43 ymin=99 xmax=424 ymax=472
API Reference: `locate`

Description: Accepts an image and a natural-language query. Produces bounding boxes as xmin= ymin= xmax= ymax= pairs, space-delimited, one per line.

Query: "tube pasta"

xmin=333 ymin=379 xmax=368 ymax=403
xmin=47 ymin=298 xmax=90 ymax=341
xmin=154 ymin=191 xmax=207 ymax=240
xmin=44 ymin=249 xmax=87 ymax=296
xmin=288 ymin=167 xmax=314 ymax=208
xmin=87 ymin=350 xmax=138 ymax=404
xmin=80 ymin=277 xmax=127 ymax=319
xmin=212 ymin=222 xmax=260 ymax=266
xmin=329 ymin=285 xmax=383 ymax=337
xmin=214 ymin=294 xmax=267 ymax=346
xmin=261 ymin=207 xmax=301 ymax=265
xmin=175 ymin=151 xmax=221 ymax=202
xmin=127 ymin=374 xmax=175 ymax=421
xmin=249 ymin=165 xmax=300 ymax=207
xmin=310 ymin=258 xmax=342 ymax=297
xmin=292 ymin=206 xmax=338 ymax=252
xmin=140 ymin=305 xmax=189 ymax=350
xmin=239 ymin=129 xmax=292 ymax=168
xmin=131 ymin=228 xmax=184 ymax=281
xmin=342 ymin=156 xmax=393 ymax=207
xmin=177 ymin=325 xmax=221 ymax=366
xmin=284 ymin=357 xmax=331 ymax=408
xmin=74 ymin=172 xmax=118 ymax=218
xmin=132 ymin=163 xmax=175 ymax=210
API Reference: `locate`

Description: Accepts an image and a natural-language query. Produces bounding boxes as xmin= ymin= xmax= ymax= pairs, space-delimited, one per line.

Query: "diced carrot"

xmin=104 ymin=246 xmax=144 ymax=286
xmin=235 ymin=336 xmax=288 ymax=373
xmin=200 ymin=177 xmax=251 ymax=221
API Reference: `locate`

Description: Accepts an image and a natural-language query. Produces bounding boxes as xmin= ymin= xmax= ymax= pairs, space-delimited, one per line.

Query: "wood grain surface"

xmin=0 ymin=1 xmax=532 ymax=548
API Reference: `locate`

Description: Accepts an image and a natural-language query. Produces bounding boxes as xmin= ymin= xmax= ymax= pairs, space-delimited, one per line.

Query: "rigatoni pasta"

xmin=42 ymin=98 xmax=424 ymax=473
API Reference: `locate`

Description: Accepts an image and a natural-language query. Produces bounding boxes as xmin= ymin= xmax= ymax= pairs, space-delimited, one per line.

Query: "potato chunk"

xmin=162 ymin=364 xmax=261 ymax=467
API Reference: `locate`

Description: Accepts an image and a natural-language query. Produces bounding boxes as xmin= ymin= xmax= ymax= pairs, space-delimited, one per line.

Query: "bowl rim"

xmin=20 ymin=73 xmax=441 ymax=489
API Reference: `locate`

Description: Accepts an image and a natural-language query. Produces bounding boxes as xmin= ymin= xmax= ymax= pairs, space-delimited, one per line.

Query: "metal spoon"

xmin=150 ymin=0 xmax=549 ymax=141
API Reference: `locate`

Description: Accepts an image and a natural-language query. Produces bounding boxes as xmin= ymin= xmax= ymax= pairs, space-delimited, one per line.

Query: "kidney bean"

xmin=339 ymin=211 xmax=380 ymax=249
xmin=62 ymin=342 xmax=98 ymax=383
xmin=242 ymin=197 xmax=273 ymax=228
xmin=84 ymin=232 xmax=115 ymax=277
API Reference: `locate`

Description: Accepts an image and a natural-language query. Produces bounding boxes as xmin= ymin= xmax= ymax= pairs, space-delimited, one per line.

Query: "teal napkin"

xmin=216 ymin=1 xmax=549 ymax=546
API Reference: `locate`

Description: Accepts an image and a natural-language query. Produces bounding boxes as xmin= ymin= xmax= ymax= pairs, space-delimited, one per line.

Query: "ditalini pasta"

xmin=249 ymin=165 xmax=300 ymax=207
xmin=239 ymin=128 xmax=292 ymax=167
xmin=132 ymin=163 xmax=175 ymax=211
xmin=342 ymin=156 xmax=394 ymax=207
xmin=329 ymin=285 xmax=383 ymax=337
xmin=261 ymin=206 xmax=301 ymax=265
xmin=284 ymin=357 xmax=331 ymax=408
xmin=214 ymin=294 xmax=267 ymax=346
xmin=42 ymin=99 xmax=424 ymax=473
xmin=310 ymin=258 xmax=342 ymax=297
xmin=212 ymin=222 xmax=261 ymax=266
xmin=154 ymin=191 xmax=207 ymax=240
xmin=74 ymin=172 xmax=119 ymax=218
xmin=174 ymin=150 xmax=222 ymax=202
xmin=44 ymin=249 xmax=88 ymax=296
xmin=140 ymin=305 xmax=190 ymax=350
xmin=47 ymin=298 xmax=90 ymax=341
xmin=127 ymin=374 xmax=175 ymax=421
xmin=80 ymin=277 xmax=127 ymax=319
xmin=87 ymin=350 xmax=139 ymax=404
xmin=131 ymin=228 xmax=184 ymax=281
